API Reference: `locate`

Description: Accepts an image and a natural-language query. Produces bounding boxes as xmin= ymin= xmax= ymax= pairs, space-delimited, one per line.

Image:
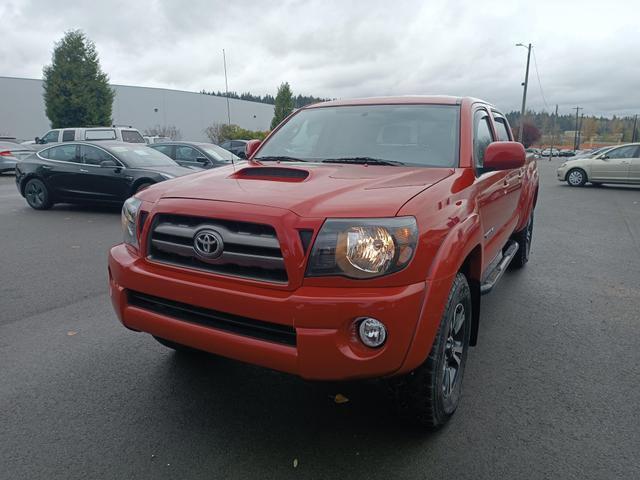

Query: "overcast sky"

xmin=1 ymin=0 xmax=638 ymax=117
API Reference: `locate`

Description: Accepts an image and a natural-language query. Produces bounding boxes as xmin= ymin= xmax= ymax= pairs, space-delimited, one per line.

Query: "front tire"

xmin=24 ymin=178 xmax=53 ymax=210
xmin=566 ymin=168 xmax=587 ymax=187
xmin=389 ymin=273 xmax=472 ymax=429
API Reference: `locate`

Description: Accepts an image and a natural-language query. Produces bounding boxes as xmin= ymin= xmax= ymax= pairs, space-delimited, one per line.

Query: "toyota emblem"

xmin=193 ymin=229 xmax=224 ymax=259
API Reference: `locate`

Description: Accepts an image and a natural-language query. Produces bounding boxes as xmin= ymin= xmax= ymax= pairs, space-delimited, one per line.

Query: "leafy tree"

xmin=43 ymin=30 xmax=114 ymax=128
xmin=270 ymin=82 xmax=295 ymax=130
xmin=204 ymin=123 xmax=268 ymax=143
xmin=513 ymin=121 xmax=542 ymax=147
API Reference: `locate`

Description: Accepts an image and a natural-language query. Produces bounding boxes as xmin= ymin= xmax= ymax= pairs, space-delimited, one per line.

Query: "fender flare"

xmin=396 ymin=213 xmax=483 ymax=375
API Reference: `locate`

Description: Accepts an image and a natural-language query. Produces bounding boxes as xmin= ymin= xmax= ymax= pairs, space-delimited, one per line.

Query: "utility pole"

xmin=576 ymin=113 xmax=584 ymax=150
xmin=222 ymin=48 xmax=231 ymax=126
xmin=516 ymin=43 xmax=532 ymax=144
xmin=573 ymin=106 xmax=582 ymax=150
xmin=632 ymin=114 xmax=638 ymax=143
xmin=549 ymin=104 xmax=558 ymax=161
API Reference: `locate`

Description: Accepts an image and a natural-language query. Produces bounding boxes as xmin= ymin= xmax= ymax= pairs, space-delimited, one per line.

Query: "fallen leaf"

xmin=293 ymin=458 xmax=298 ymax=468
xmin=333 ymin=393 xmax=350 ymax=404
xmin=67 ymin=331 xmax=77 ymax=336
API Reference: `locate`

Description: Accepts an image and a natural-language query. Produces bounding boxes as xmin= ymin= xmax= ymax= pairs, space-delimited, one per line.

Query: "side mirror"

xmin=483 ymin=141 xmax=526 ymax=170
xmin=600 ymin=155 xmax=609 ymax=160
xmin=245 ymin=139 xmax=262 ymax=159
xmin=35 ymin=137 xmax=42 ymax=144
xmin=100 ymin=159 xmax=117 ymax=168
xmin=195 ymin=156 xmax=209 ymax=164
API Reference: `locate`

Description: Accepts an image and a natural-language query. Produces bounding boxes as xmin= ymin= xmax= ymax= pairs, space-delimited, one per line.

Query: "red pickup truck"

xmin=109 ymin=96 xmax=538 ymax=428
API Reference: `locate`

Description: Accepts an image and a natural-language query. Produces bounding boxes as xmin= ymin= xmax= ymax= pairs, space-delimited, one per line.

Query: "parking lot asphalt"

xmin=1 ymin=161 xmax=639 ymax=480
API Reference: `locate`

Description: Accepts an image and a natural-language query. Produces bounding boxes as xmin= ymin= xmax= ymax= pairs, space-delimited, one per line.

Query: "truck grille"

xmin=147 ymin=214 xmax=287 ymax=283
xmin=128 ymin=290 xmax=296 ymax=346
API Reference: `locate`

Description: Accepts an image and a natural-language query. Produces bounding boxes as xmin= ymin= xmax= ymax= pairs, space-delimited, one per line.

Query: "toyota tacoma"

xmin=108 ymin=96 xmax=539 ymax=428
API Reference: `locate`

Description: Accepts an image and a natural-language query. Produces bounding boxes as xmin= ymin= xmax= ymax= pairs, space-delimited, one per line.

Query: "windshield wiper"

xmin=253 ymin=155 xmax=305 ymax=162
xmin=321 ymin=157 xmax=405 ymax=166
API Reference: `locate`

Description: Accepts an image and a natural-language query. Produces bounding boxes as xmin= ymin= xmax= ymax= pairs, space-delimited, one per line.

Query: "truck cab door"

xmin=473 ymin=109 xmax=512 ymax=270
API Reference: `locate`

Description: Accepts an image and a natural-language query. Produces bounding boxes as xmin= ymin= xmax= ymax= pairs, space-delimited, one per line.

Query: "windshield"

xmin=109 ymin=145 xmax=177 ymax=167
xmin=256 ymin=104 xmax=460 ymax=167
xmin=202 ymin=144 xmax=238 ymax=162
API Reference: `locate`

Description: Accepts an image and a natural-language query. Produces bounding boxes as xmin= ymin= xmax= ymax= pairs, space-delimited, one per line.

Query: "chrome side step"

xmin=480 ymin=240 xmax=519 ymax=295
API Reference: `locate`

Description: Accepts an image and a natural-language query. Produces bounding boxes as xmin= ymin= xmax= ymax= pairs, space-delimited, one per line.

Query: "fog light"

xmin=357 ymin=317 xmax=387 ymax=348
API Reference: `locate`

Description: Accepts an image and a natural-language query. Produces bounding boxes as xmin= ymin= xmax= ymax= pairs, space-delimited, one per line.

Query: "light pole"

xmin=516 ymin=43 xmax=532 ymax=144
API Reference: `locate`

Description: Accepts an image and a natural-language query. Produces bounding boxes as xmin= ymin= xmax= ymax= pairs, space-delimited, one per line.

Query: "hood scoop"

xmin=231 ymin=166 xmax=309 ymax=182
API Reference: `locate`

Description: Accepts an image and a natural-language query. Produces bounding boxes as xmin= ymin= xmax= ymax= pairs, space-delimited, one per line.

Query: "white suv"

xmin=31 ymin=126 xmax=145 ymax=145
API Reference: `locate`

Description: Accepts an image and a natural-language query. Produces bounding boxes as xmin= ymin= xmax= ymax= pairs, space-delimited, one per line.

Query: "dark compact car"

xmin=0 ymin=141 xmax=35 ymax=173
xmin=218 ymin=139 xmax=249 ymax=158
xmin=15 ymin=141 xmax=195 ymax=210
xmin=149 ymin=141 xmax=239 ymax=169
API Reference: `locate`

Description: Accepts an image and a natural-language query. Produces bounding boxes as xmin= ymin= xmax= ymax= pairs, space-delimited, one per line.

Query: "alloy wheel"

xmin=442 ymin=303 xmax=466 ymax=398
xmin=26 ymin=182 xmax=45 ymax=208
xmin=568 ymin=170 xmax=583 ymax=186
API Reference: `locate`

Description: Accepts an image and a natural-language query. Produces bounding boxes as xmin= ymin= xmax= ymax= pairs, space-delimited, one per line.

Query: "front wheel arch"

xmin=130 ymin=179 xmax=155 ymax=196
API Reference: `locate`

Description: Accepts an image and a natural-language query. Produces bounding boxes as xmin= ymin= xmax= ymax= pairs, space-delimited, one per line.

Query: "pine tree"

xmin=43 ymin=30 xmax=114 ymax=128
xmin=270 ymin=82 xmax=295 ymax=130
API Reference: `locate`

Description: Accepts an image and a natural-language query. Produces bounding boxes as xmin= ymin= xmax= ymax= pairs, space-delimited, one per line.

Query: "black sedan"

xmin=15 ymin=141 xmax=196 ymax=210
xmin=149 ymin=141 xmax=239 ymax=169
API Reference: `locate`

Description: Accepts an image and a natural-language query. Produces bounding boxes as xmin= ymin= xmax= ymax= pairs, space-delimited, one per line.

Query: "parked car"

xmin=144 ymin=135 xmax=171 ymax=144
xmin=219 ymin=139 xmax=249 ymax=158
xmin=108 ymin=96 xmax=539 ymax=429
xmin=27 ymin=126 xmax=145 ymax=146
xmin=0 ymin=142 xmax=35 ymax=173
xmin=15 ymin=141 xmax=195 ymax=210
xmin=540 ymin=147 xmax=560 ymax=157
xmin=149 ymin=141 xmax=239 ymax=169
xmin=559 ymin=149 xmax=575 ymax=157
xmin=557 ymin=143 xmax=640 ymax=186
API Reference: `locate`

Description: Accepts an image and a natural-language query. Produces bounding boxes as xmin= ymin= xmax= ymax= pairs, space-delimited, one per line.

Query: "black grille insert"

xmin=128 ymin=290 xmax=296 ymax=346
xmin=147 ymin=214 xmax=288 ymax=283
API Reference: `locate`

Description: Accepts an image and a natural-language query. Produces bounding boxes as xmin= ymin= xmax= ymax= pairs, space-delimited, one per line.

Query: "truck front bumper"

xmin=109 ymin=244 xmax=427 ymax=381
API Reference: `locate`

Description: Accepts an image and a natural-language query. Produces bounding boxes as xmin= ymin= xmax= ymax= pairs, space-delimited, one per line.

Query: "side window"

xmin=493 ymin=116 xmax=511 ymax=141
xmin=62 ymin=130 xmax=75 ymax=142
xmin=44 ymin=144 xmax=79 ymax=163
xmin=41 ymin=130 xmax=60 ymax=144
xmin=175 ymin=146 xmax=199 ymax=161
xmin=121 ymin=130 xmax=145 ymax=143
xmin=219 ymin=141 xmax=230 ymax=149
xmin=81 ymin=145 xmax=116 ymax=165
xmin=85 ymin=129 xmax=117 ymax=141
xmin=473 ymin=110 xmax=495 ymax=170
xmin=606 ymin=145 xmax=638 ymax=159
xmin=152 ymin=145 xmax=174 ymax=157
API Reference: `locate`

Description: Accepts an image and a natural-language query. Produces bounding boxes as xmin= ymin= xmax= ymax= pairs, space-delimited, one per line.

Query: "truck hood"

xmin=150 ymin=163 xmax=454 ymax=217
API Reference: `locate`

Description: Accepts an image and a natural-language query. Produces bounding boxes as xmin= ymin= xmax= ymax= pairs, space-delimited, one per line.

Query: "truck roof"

xmin=306 ymin=95 xmax=492 ymax=108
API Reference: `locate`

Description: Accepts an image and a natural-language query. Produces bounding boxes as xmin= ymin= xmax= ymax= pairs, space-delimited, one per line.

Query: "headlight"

xmin=560 ymin=162 xmax=567 ymax=168
xmin=121 ymin=196 xmax=142 ymax=249
xmin=306 ymin=217 xmax=417 ymax=279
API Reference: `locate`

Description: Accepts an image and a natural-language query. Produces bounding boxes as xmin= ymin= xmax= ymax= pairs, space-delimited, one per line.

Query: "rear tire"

xmin=24 ymin=178 xmax=53 ymax=210
xmin=389 ymin=273 xmax=471 ymax=429
xmin=510 ymin=212 xmax=534 ymax=269
xmin=566 ymin=168 xmax=587 ymax=187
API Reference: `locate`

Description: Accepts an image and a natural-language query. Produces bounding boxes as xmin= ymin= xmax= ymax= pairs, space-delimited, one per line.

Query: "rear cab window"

xmin=62 ymin=130 xmax=76 ymax=142
xmin=492 ymin=114 xmax=512 ymax=141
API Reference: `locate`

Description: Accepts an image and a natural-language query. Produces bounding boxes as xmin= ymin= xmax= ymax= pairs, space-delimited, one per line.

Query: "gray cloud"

xmin=1 ymin=0 xmax=638 ymax=116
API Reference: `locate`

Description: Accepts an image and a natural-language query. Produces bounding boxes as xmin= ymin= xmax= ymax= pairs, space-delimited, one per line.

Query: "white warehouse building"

xmin=0 ymin=76 xmax=275 ymax=142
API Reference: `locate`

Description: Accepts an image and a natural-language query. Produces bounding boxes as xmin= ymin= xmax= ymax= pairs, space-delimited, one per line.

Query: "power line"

xmin=531 ymin=47 xmax=550 ymax=111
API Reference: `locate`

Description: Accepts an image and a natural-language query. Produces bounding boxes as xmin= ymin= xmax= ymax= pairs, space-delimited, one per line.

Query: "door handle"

xmin=41 ymin=165 xmax=52 ymax=170
xmin=503 ymin=179 xmax=509 ymax=186
xmin=79 ymin=168 xmax=89 ymax=173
